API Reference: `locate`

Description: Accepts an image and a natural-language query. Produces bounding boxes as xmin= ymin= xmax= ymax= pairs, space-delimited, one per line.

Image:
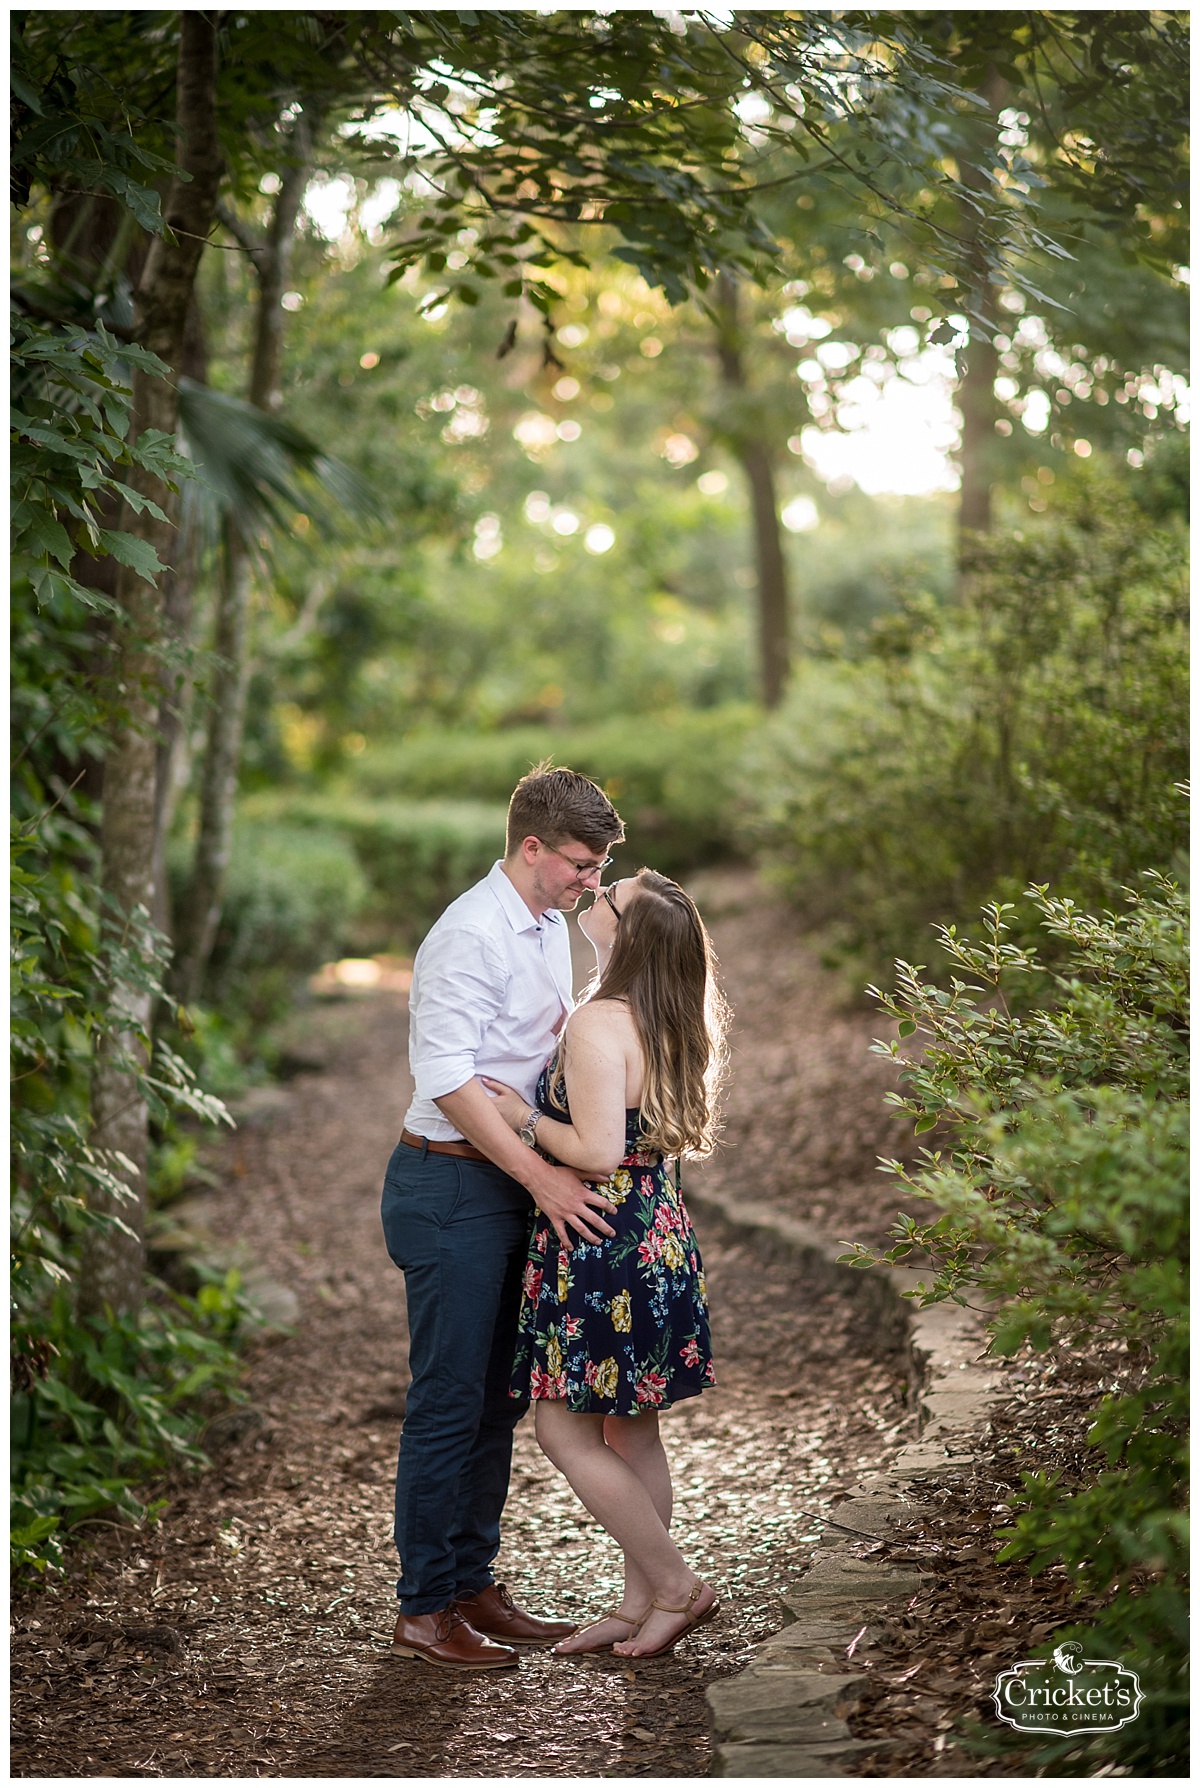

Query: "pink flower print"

xmin=534 ymin=1228 xmax=550 ymax=1253
xmin=551 ymin=1373 xmax=567 ymax=1397
xmin=637 ymin=1231 xmax=664 ymax=1268
xmin=563 ymin=1315 xmax=583 ymax=1339
xmin=703 ymin=1359 xmax=717 ymax=1384
xmin=530 ymin=1365 xmax=558 ymax=1399
xmin=653 ymin=1203 xmax=677 ymax=1234
xmin=640 ymin=1174 xmax=655 ymax=1195
xmin=522 ymin=1262 xmax=543 ymax=1303
xmin=635 ymin=1370 xmax=668 ymax=1406
xmin=679 ymin=1337 xmax=701 ymax=1368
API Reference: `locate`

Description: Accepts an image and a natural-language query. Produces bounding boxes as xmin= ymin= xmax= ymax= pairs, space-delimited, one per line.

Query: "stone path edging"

xmin=685 ymin=1178 xmax=1004 ymax=1778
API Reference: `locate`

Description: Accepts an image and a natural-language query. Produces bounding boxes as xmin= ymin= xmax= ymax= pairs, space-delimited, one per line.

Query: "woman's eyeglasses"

xmin=601 ymin=885 xmax=623 ymax=922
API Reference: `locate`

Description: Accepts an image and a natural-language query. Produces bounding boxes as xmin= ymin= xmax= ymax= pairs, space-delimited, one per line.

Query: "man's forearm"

xmin=434 ymin=1079 xmax=616 ymax=1249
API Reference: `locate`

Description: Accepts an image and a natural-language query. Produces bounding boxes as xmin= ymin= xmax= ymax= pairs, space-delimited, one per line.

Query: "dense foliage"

xmin=12 ymin=893 xmax=248 ymax=1572
xmin=11 ymin=60 xmax=243 ymax=1568
xmin=851 ymin=875 xmax=1188 ymax=1770
xmin=743 ymin=473 xmax=1188 ymax=980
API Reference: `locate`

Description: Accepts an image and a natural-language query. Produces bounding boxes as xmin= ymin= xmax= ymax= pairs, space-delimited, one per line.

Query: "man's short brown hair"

xmin=505 ymin=762 xmax=625 ymax=857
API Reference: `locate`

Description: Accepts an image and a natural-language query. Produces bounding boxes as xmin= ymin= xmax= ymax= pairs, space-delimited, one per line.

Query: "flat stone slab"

xmin=888 ymin=1440 xmax=976 ymax=1478
xmin=813 ymin=1492 xmax=922 ymax=1547
xmin=725 ymin=1709 xmax=853 ymax=1747
xmin=764 ymin=1618 xmax=884 ymax=1650
xmin=712 ymin=1736 xmax=899 ymax=1777
xmin=709 ymin=1668 xmax=858 ymax=1716
xmin=695 ymin=1181 xmax=998 ymax=1777
xmin=782 ymin=1557 xmax=932 ymax=1612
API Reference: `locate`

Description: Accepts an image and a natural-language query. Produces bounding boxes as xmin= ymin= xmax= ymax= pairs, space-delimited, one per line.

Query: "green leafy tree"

xmin=743 ymin=472 xmax=1188 ymax=977
xmin=854 ymin=874 xmax=1187 ymax=1773
xmin=847 ymin=11 xmax=1190 ymax=545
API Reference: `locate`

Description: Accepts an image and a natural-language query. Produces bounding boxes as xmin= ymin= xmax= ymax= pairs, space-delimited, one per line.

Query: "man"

xmin=381 ymin=764 xmax=625 ymax=1670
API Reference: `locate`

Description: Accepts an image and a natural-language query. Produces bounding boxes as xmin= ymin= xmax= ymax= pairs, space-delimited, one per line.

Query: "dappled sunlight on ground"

xmin=13 ymin=924 xmax=914 ymax=1777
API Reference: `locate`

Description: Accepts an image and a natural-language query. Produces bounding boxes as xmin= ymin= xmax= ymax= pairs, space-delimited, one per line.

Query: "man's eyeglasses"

xmin=539 ymin=840 xmax=614 ymax=881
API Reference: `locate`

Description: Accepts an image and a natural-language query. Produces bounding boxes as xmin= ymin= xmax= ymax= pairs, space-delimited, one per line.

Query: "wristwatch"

xmin=519 ymin=1106 xmax=542 ymax=1148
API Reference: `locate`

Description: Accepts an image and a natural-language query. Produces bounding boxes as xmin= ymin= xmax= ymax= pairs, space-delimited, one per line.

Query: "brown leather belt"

xmin=400 ymin=1127 xmax=491 ymax=1164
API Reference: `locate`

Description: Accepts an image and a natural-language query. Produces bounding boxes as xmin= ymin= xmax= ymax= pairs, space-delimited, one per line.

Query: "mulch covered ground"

xmin=686 ymin=869 xmax=924 ymax=1247
xmin=831 ymin=1348 xmax=1128 ymax=1778
xmin=13 ymin=872 xmax=1114 ymax=1778
xmin=11 ymin=904 xmax=912 ymax=1779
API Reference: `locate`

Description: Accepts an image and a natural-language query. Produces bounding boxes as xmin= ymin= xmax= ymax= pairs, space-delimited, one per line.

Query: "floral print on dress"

xmin=510 ymin=1074 xmax=716 ymax=1417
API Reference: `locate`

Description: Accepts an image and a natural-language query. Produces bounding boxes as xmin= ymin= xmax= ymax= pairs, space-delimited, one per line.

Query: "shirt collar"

xmin=486 ymin=860 xmax=564 ymax=935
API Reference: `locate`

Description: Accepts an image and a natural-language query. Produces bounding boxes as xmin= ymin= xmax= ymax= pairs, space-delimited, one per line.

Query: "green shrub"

xmin=12 ymin=1271 xmax=252 ymax=1576
xmin=742 ymin=485 xmax=1188 ymax=979
xmin=239 ymin=795 xmax=507 ymax=953
xmin=346 ymin=705 xmax=755 ymax=878
xmin=11 ymin=820 xmax=242 ymax=1578
xmin=852 ymin=875 xmax=1188 ymax=1772
xmin=170 ymin=822 xmax=368 ymax=1021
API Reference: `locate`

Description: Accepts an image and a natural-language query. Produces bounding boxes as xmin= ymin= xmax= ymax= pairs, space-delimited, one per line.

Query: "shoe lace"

xmin=434 ymin=1606 xmax=467 ymax=1643
xmin=492 ymin=1583 xmax=517 ymax=1614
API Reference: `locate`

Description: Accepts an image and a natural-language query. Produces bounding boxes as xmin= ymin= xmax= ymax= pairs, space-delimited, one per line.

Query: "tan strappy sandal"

xmin=551 ymin=1608 xmax=648 ymax=1656
xmin=617 ymin=1580 xmax=719 ymax=1658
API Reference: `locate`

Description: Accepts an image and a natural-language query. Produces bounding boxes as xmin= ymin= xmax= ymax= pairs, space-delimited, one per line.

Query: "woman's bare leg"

xmin=535 ymin=1401 xmax=698 ymax=1653
xmin=602 ymin=1411 xmax=672 ymax=1619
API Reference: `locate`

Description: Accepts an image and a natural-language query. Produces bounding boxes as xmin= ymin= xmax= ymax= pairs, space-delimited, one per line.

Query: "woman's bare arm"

xmin=483 ymin=1002 xmax=632 ymax=1178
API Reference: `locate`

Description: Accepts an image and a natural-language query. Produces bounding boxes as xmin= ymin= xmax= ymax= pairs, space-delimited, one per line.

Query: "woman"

xmin=482 ymin=868 xmax=729 ymax=1659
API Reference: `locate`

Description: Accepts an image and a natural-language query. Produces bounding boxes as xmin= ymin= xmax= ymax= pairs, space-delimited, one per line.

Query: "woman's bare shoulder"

xmin=565 ymin=997 xmax=636 ymax=1042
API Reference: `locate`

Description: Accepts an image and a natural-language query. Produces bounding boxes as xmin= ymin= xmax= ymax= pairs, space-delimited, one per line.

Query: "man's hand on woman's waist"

xmin=433 ymin=1081 xmax=616 ymax=1250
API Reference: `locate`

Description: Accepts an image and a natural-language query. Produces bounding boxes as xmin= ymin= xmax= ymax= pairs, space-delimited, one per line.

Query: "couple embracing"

xmin=380 ymin=765 xmax=729 ymax=1670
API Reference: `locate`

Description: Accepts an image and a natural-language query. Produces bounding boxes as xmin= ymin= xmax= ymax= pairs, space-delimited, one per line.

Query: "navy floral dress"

xmin=509 ymin=1068 xmax=716 ymax=1416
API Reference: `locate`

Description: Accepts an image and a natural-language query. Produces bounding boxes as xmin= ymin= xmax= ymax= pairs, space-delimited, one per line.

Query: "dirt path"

xmin=13 ymin=874 xmax=915 ymax=1778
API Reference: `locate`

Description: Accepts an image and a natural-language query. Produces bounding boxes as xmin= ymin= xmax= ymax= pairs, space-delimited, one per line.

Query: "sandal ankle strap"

xmin=651 ymin=1581 xmax=708 ymax=1616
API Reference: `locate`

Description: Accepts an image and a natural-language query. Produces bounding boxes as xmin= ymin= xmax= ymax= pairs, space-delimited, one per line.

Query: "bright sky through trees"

xmin=798 ymin=348 xmax=963 ymax=497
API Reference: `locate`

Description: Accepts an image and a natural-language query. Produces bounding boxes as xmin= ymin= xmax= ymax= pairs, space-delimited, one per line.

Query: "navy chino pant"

xmin=380 ymin=1140 xmax=533 ymax=1614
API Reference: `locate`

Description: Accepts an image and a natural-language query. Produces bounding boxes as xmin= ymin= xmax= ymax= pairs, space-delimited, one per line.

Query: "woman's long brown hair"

xmin=549 ymin=869 xmax=730 ymax=1159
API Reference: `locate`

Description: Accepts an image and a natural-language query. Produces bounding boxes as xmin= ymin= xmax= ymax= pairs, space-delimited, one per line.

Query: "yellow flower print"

xmin=662 ymin=1233 xmax=686 ymax=1272
xmin=593 ymin=1356 xmax=619 ymax=1399
xmin=557 ymin=1252 xmax=571 ymax=1302
xmin=606 ymin=1168 xmax=633 ymax=1206
xmin=547 ymin=1333 xmax=563 ymax=1378
xmin=697 ymin=1269 xmax=708 ymax=1305
xmin=610 ymin=1290 xmax=632 ymax=1332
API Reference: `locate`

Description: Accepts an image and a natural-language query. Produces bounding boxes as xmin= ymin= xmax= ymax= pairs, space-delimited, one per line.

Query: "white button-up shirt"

xmin=402 ymin=861 xmax=574 ymax=1142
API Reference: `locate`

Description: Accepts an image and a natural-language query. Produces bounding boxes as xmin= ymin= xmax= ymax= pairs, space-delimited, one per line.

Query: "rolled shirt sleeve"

xmin=410 ymin=925 xmax=508 ymax=1102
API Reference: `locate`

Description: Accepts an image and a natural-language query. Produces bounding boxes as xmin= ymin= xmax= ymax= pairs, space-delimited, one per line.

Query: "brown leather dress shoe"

xmin=392 ymin=1605 xmax=518 ymax=1670
xmin=455 ymin=1581 xmax=577 ymax=1648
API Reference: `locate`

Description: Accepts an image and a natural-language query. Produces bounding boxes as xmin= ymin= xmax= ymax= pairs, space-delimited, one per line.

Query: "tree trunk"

xmin=714 ymin=274 xmax=790 ymax=708
xmin=958 ymin=296 xmax=1000 ymax=539
xmin=173 ymin=102 xmax=320 ymax=1001
xmin=740 ymin=444 xmax=790 ymax=711
xmin=171 ymin=527 xmax=254 ymax=1004
xmin=249 ymin=107 xmax=315 ymax=410
xmin=151 ymin=509 xmax=203 ymax=938
xmin=153 ymin=293 xmax=210 ymax=937
xmin=80 ymin=14 xmax=222 ymax=1321
xmin=956 ymin=67 xmax=1007 ymax=562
